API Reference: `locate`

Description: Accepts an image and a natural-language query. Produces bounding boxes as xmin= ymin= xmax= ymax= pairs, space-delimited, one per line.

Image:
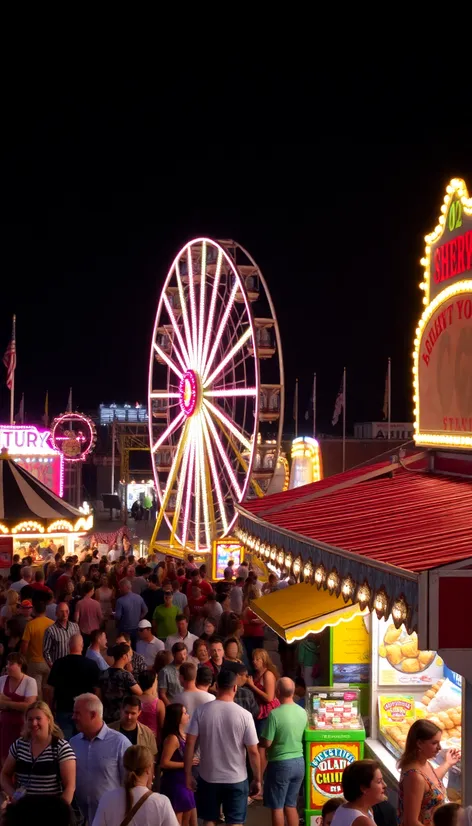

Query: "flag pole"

xmin=313 ymin=372 xmax=317 ymax=439
xmin=342 ymin=367 xmax=346 ymax=472
xmin=387 ymin=357 xmax=391 ymax=440
xmin=295 ymin=378 xmax=299 ymax=438
xmin=10 ymin=315 xmax=16 ymax=426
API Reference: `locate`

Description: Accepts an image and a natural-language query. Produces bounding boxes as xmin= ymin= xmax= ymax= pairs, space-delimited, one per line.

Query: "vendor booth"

xmin=235 ymin=178 xmax=472 ymax=816
xmin=0 ymin=449 xmax=93 ymax=567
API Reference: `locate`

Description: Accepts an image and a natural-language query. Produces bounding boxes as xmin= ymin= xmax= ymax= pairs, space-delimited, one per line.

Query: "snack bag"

xmin=379 ymin=696 xmax=415 ymax=727
xmin=427 ymin=678 xmax=461 ymax=713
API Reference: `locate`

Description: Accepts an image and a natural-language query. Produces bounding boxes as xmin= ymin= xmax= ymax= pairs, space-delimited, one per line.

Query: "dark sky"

xmin=2 ymin=73 xmax=472 ymax=435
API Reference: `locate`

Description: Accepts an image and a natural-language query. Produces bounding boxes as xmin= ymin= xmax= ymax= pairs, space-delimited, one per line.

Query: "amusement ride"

xmin=148 ymin=237 xmax=284 ymax=557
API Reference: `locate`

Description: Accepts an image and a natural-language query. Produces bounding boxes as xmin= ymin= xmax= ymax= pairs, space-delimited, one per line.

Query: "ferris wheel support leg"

xmin=213 ymin=417 xmax=265 ymax=499
xmin=150 ymin=420 xmax=190 ymax=551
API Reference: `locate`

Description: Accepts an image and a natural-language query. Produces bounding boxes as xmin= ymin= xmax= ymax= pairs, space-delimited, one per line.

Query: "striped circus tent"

xmin=0 ymin=451 xmax=91 ymax=535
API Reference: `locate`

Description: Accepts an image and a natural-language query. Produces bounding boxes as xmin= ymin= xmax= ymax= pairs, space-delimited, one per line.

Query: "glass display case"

xmin=304 ymin=686 xmax=365 ymax=826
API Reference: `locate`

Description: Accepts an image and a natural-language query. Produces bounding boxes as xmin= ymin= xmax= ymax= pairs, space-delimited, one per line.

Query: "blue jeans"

xmin=197 ymin=777 xmax=249 ymax=824
xmin=55 ymin=711 xmax=76 ymax=741
xmin=264 ymin=757 xmax=305 ymax=809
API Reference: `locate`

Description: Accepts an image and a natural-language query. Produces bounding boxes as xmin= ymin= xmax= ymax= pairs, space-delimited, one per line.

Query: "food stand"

xmin=0 ymin=449 xmax=93 ymax=569
xmin=236 ymin=179 xmax=472 ymax=811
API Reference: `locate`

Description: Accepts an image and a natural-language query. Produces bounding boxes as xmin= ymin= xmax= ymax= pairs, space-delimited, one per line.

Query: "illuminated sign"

xmin=0 ymin=425 xmax=56 ymax=454
xmin=212 ymin=539 xmax=243 ymax=580
xmin=414 ymin=179 xmax=472 ymax=448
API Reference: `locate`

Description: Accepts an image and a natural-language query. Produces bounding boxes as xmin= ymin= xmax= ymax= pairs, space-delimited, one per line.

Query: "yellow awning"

xmin=250 ymin=583 xmax=366 ymax=643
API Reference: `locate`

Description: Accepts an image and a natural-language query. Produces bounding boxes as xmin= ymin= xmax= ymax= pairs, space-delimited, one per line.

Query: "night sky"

xmin=2 ymin=75 xmax=472 ymax=435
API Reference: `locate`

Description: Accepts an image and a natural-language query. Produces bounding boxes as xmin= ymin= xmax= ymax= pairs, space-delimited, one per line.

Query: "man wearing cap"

xmin=136 ymin=619 xmax=164 ymax=667
xmin=16 ymin=599 xmax=33 ymax=635
xmin=158 ymin=641 xmax=188 ymax=706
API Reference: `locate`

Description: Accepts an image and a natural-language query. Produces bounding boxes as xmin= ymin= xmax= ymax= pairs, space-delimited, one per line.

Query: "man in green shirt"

xmin=260 ymin=677 xmax=307 ymax=826
xmin=152 ymin=588 xmax=179 ymax=641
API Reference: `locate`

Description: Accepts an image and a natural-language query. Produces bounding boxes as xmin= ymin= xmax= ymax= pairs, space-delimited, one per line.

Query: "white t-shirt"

xmin=0 ymin=674 xmax=37 ymax=697
xmin=236 ymin=565 xmax=248 ymax=580
xmin=10 ymin=579 xmax=28 ymax=593
xmin=92 ymin=786 xmax=178 ymax=826
xmin=331 ymin=806 xmax=375 ymax=826
xmin=173 ymin=688 xmax=215 ymax=731
xmin=107 ymin=549 xmax=121 ymax=563
xmin=187 ymin=699 xmax=258 ymax=783
xmin=136 ymin=636 xmax=165 ymax=667
xmin=230 ymin=586 xmax=243 ymax=614
xmin=165 ymin=632 xmax=198 ymax=654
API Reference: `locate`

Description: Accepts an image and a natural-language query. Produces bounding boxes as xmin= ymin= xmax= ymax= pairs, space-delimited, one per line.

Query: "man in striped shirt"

xmin=43 ymin=602 xmax=80 ymax=667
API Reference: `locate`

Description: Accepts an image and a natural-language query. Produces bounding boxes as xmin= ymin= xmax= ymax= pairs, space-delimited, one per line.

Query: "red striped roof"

xmin=242 ymin=457 xmax=472 ymax=572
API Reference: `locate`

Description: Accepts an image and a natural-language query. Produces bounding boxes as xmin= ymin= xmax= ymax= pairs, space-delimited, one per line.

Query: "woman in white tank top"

xmin=331 ymin=760 xmax=387 ymax=826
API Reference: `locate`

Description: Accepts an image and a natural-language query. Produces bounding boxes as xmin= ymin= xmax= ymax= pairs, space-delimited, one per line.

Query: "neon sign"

xmin=0 ymin=425 xmax=56 ymax=454
xmin=51 ymin=413 xmax=97 ymax=462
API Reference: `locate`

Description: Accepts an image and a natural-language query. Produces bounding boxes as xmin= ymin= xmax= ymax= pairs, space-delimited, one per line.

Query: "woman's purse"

xmin=119 ymin=790 xmax=153 ymax=826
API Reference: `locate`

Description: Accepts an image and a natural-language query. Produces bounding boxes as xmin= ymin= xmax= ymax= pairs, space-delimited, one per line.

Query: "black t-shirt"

xmin=142 ymin=587 xmax=164 ymax=620
xmin=120 ymin=726 xmax=138 ymax=745
xmin=48 ymin=654 xmax=100 ymax=711
xmin=9 ymin=563 xmax=22 ymax=583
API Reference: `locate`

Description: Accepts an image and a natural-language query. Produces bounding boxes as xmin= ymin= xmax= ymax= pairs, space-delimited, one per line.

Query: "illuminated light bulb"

xmin=422 ymin=297 xmax=428 ymax=305
xmin=446 ymin=185 xmax=453 ymax=194
xmin=426 ymin=245 xmax=431 ymax=254
xmin=440 ymin=204 xmax=447 ymax=213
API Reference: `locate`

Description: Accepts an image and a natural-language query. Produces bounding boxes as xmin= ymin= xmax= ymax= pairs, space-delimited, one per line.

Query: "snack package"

xmin=379 ymin=696 xmax=415 ymax=727
xmin=427 ymin=678 xmax=461 ymax=713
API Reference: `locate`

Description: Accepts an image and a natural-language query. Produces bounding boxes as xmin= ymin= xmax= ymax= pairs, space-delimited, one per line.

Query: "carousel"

xmin=0 ymin=449 xmax=93 ymax=568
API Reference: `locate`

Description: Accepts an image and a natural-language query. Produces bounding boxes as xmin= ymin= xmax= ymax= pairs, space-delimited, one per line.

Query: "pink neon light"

xmin=152 ymin=410 xmax=185 ymax=453
xmin=200 ymin=248 xmax=222 ymax=375
xmin=174 ymin=261 xmax=195 ymax=367
xmin=162 ymin=292 xmax=191 ymax=366
xmin=150 ymin=392 xmax=180 ymax=399
xmin=51 ymin=413 xmax=96 ymax=463
xmin=202 ymin=280 xmax=238 ymax=385
xmin=187 ymin=247 xmax=198 ymax=367
xmin=194 ymin=418 xmax=201 ymax=552
xmin=179 ymin=370 xmax=198 ymax=417
xmin=153 ymin=342 xmax=184 ymax=380
xmin=198 ymin=426 xmax=211 ymax=550
xmin=204 ymin=327 xmax=252 ymax=388
xmin=204 ymin=387 xmax=257 ymax=397
xmin=202 ymin=405 xmax=242 ymax=500
xmin=203 ymin=398 xmax=252 ymax=451
xmin=201 ymin=411 xmax=228 ymax=534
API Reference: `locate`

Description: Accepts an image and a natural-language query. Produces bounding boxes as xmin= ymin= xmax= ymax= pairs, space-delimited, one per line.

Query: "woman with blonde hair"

xmin=246 ymin=648 xmax=280 ymax=785
xmin=92 ymin=745 xmax=178 ymax=826
xmin=0 ymin=701 xmax=76 ymax=802
xmin=0 ymin=590 xmax=19 ymax=630
xmin=398 ymin=719 xmax=460 ymax=826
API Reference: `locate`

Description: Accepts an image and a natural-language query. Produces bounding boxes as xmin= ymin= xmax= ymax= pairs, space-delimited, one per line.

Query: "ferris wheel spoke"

xmin=202 ymin=406 xmax=242 ymax=501
xmin=181 ymin=430 xmax=196 ymax=548
xmin=153 ymin=343 xmax=184 ymax=381
xmin=196 ymin=241 xmax=207 ymax=372
xmin=175 ymin=261 xmax=195 ymax=367
xmin=197 ymin=423 xmax=212 ymax=549
xmin=158 ymin=418 xmax=190 ymax=513
xmin=204 ymin=387 xmax=257 ymax=398
xmin=170 ymin=428 xmax=192 ymax=543
xmin=151 ymin=410 xmax=185 ymax=453
xmin=201 ymin=411 xmax=228 ymax=535
xmin=150 ymin=392 xmax=180 ymax=399
xmin=187 ymin=248 xmax=198 ymax=367
xmin=203 ymin=399 xmax=252 ymax=451
xmin=200 ymin=248 xmax=222 ymax=374
xmin=194 ymin=418 xmax=201 ymax=552
xmin=201 ymin=281 xmax=239 ymax=384
xmin=162 ymin=292 xmax=192 ymax=366
xmin=203 ymin=326 xmax=253 ymax=388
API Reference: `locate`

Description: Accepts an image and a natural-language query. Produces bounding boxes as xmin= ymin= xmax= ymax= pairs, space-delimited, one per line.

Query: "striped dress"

xmin=9 ymin=737 xmax=75 ymax=795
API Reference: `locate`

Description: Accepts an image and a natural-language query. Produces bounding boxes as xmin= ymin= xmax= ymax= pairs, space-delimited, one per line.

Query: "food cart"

xmin=236 ymin=178 xmax=472 ymax=811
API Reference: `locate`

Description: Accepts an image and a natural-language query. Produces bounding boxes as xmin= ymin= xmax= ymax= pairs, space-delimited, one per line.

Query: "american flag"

xmin=332 ymin=376 xmax=344 ymax=426
xmin=3 ymin=317 xmax=16 ymax=390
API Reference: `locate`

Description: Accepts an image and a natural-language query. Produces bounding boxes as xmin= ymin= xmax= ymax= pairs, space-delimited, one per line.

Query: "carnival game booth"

xmin=0 ymin=451 xmax=93 ymax=569
xmin=235 ymin=451 xmax=472 ymax=811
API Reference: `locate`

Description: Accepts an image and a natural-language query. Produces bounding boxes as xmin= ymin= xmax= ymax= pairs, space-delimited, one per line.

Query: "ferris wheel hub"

xmin=179 ymin=369 xmax=200 ymax=418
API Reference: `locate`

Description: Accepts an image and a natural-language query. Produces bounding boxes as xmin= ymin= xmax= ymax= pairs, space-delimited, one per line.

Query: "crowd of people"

xmin=0 ymin=543 xmax=467 ymax=826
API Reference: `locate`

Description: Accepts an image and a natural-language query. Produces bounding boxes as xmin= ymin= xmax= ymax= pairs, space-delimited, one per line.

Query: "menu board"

xmin=377 ymin=616 xmax=444 ymax=686
xmin=332 ymin=615 xmax=370 ymax=683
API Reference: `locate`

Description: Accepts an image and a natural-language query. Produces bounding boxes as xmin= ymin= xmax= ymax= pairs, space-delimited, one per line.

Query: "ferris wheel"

xmin=148 ymin=237 xmax=284 ymax=553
